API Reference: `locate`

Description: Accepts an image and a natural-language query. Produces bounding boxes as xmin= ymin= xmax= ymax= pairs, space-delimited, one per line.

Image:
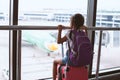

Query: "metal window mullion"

xmin=12 ymin=0 xmax=19 ymax=80
xmin=17 ymin=30 xmax=21 ymax=80
xmin=9 ymin=30 xmax=13 ymax=80
xmin=11 ymin=30 xmax=21 ymax=80
xmin=9 ymin=0 xmax=13 ymax=79
xmin=87 ymin=0 xmax=97 ymax=77
xmin=96 ymin=30 xmax=103 ymax=80
xmin=12 ymin=30 xmax=17 ymax=80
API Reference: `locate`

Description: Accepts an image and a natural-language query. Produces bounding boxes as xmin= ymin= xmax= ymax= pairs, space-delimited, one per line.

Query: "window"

xmin=93 ymin=0 xmax=120 ymax=74
xmin=18 ymin=0 xmax=88 ymax=79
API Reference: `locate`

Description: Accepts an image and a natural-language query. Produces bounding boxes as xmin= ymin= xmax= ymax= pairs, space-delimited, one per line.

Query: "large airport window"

xmin=93 ymin=0 xmax=120 ymax=74
xmin=18 ymin=0 xmax=88 ymax=79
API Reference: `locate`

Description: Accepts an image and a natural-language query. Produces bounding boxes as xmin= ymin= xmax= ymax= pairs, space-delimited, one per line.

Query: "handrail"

xmin=0 ymin=25 xmax=120 ymax=30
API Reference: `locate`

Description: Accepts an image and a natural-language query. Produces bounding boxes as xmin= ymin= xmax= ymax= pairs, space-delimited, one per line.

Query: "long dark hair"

xmin=70 ymin=13 xmax=84 ymax=30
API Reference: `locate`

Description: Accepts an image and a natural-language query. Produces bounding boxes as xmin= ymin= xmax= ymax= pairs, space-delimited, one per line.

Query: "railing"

xmin=0 ymin=25 xmax=120 ymax=30
xmin=0 ymin=25 xmax=120 ymax=80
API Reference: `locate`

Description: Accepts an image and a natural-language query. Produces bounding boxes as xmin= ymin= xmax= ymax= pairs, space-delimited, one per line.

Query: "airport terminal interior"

xmin=0 ymin=0 xmax=120 ymax=80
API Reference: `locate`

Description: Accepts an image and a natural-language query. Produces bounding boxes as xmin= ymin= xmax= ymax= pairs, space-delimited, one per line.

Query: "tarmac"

xmin=0 ymin=31 xmax=61 ymax=80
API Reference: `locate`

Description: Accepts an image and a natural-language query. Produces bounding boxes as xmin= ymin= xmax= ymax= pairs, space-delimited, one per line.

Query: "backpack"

xmin=67 ymin=29 xmax=93 ymax=67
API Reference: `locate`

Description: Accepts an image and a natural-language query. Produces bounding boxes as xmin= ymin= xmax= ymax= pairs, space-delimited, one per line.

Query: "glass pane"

xmin=18 ymin=0 xmax=87 ymax=26
xmin=21 ymin=29 xmax=69 ymax=79
xmin=19 ymin=0 xmax=88 ymax=79
xmin=0 ymin=31 xmax=9 ymax=80
xmin=0 ymin=0 xmax=9 ymax=25
xmin=21 ymin=30 xmax=64 ymax=79
xmin=0 ymin=0 xmax=9 ymax=80
xmin=93 ymin=0 xmax=120 ymax=74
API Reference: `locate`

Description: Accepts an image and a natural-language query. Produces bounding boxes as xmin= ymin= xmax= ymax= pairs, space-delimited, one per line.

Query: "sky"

xmin=97 ymin=0 xmax=120 ymax=11
xmin=18 ymin=0 xmax=87 ymax=12
xmin=0 ymin=0 xmax=120 ymax=12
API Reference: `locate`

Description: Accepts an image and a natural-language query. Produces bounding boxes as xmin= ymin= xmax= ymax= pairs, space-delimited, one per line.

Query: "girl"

xmin=53 ymin=13 xmax=87 ymax=80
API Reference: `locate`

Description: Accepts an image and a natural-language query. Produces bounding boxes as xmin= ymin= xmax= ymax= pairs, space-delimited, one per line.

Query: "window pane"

xmin=19 ymin=0 xmax=88 ymax=79
xmin=93 ymin=0 xmax=120 ymax=74
xmin=0 ymin=0 xmax=9 ymax=25
xmin=0 ymin=31 xmax=9 ymax=80
xmin=18 ymin=0 xmax=87 ymax=26
xmin=22 ymin=30 xmax=62 ymax=79
xmin=0 ymin=0 xmax=9 ymax=80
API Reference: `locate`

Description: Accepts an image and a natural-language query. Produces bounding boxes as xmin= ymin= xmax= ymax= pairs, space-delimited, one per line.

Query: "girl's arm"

xmin=57 ymin=25 xmax=67 ymax=44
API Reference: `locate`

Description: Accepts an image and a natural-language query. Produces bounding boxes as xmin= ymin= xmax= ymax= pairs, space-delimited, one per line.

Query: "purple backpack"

xmin=67 ymin=29 xmax=93 ymax=67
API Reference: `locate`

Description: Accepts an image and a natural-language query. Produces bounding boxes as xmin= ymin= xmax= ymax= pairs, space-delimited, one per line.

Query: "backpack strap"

xmin=67 ymin=30 xmax=76 ymax=53
xmin=71 ymin=30 xmax=86 ymax=54
xmin=67 ymin=30 xmax=72 ymax=52
xmin=71 ymin=30 xmax=80 ymax=54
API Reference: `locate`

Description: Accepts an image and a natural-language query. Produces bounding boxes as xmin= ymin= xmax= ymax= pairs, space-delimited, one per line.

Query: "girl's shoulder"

xmin=80 ymin=25 xmax=87 ymax=28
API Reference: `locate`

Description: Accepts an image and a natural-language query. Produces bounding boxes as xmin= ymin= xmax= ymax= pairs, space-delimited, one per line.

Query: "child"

xmin=53 ymin=13 xmax=88 ymax=80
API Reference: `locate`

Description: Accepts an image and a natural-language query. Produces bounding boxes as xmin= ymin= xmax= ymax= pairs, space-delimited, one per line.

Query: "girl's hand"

xmin=58 ymin=25 xmax=64 ymax=32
